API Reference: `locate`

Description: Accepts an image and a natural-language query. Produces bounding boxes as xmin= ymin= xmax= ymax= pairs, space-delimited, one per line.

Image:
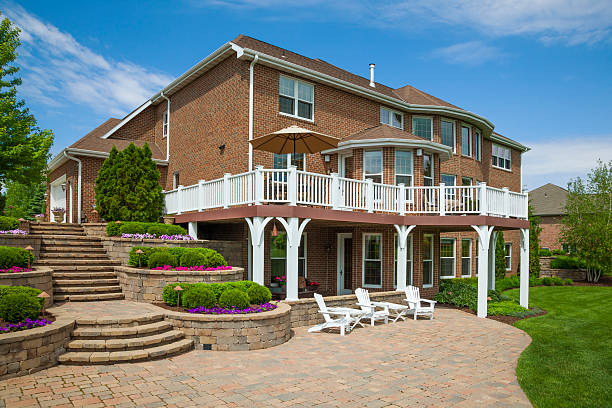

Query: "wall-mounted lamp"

xmin=60 ymin=183 xmax=66 ymax=192
xmin=218 ymin=144 xmax=226 ymax=154
xmin=416 ymin=148 xmax=423 ymax=156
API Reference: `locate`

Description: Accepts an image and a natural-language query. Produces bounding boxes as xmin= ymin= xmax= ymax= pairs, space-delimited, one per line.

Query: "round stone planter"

xmin=0 ymin=268 xmax=53 ymax=307
xmin=115 ymin=266 xmax=244 ymax=303
xmin=163 ymin=302 xmax=291 ymax=351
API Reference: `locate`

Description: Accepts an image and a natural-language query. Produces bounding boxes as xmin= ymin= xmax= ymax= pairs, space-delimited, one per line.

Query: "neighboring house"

xmin=47 ymin=35 xmax=531 ymax=302
xmin=530 ymin=183 xmax=569 ymax=251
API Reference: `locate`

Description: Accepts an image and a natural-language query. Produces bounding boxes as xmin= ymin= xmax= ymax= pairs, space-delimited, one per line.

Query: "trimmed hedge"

xmin=246 ymin=284 xmax=272 ymax=304
xmin=106 ymin=221 xmax=187 ymax=237
xmin=129 ymin=246 xmax=227 ymax=268
xmin=219 ymin=289 xmax=250 ymax=310
xmin=179 ymin=250 xmax=207 ymax=267
xmin=182 ymin=286 xmax=216 ymax=308
xmin=162 ymin=280 xmax=263 ymax=307
xmin=550 ymin=256 xmax=582 ymax=270
xmin=0 ymin=216 xmax=19 ymax=231
xmin=0 ymin=293 xmax=41 ymax=323
xmin=147 ymin=251 xmax=178 ymax=268
xmin=0 ymin=246 xmax=34 ymax=268
xmin=539 ymin=248 xmax=552 ymax=256
xmin=0 ymin=285 xmax=43 ymax=307
xmin=487 ymin=301 xmax=527 ymax=316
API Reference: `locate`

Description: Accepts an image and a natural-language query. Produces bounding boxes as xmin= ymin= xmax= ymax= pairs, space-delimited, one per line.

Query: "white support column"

xmin=288 ymin=165 xmax=297 ymax=206
xmin=331 ymin=173 xmax=340 ymax=210
xmin=471 ymin=225 xmax=495 ymax=318
xmin=439 ymin=183 xmax=446 ymax=216
xmin=254 ymin=166 xmax=264 ymax=205
xmin=197 ymin=179 xmax=205 ymax=212
xmin=398 ymin=183 xmax=406 ymax=216
xmin=393 ymin=225 xmax=416 ymax=291
xmin=503 ymin=187 xmax=510 ymax=217
xmin=223 ymin=173 xmax=231 ymax=209
xmin=479 ymin=182 xmax=488 ymax=216
xmin=188 ymin=222 xmax=197 ymax=240
xmin=245 ymin=216 xmax=273 ymax=285
xmin=366 ymin=179 xmax=374 ymax=213
xmin=276 ymin=217 xmax=310 ymax=301
xmin=177 ymin=185 xmax=184 ymax=215
xmin=520 ymin=228 xmax=530 ymax=308
xmin=488 ymin=231 xmax=498 ymax=290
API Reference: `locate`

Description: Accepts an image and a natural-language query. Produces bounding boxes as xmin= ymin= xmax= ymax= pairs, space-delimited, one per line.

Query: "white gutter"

xmin=248 ymin=55 xmax=259 ymax=171
xmin=321 ymin=138 xmax=454 ymax=161
xmin=63 ymin=150 xmax=82 ymax=223
xmin=48 ymin=148 xmax=169 ymax=173
xmin=160 ymin=92 xmax=170 ymax=161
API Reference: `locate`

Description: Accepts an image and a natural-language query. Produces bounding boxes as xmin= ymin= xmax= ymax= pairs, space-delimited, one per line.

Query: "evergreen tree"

xmin=27 ymin=183 xmax=46 ymax=216
xmin=528 ymin=205 xmax=541 ymax=277
xmin=495 ymin=229 xmax=507 ymax=279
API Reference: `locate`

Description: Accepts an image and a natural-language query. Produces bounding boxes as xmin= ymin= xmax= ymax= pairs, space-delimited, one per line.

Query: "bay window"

xmin=440 ymin=119 xmax=455 ymax=151
xmin=492 ymin=144 xmax=512 ymax=171
xmin=461 ymin=125 xmax=472 ymax=157
xmin=279 ymin=76 xmax=314 ymax=120
xmin=412 ymin=117 xmax=432 ymax=140
xmin=475 ymin=130 xmax=481 ymax=161
xmin=364 ymin=150 xmax=383 ymax=184
xmin=395 ymin=150 xmax=413 ymax=201
xmin=423 ymin=154 xmax=434 ymax=186
xmin=363 ymin=234 xmax=382 ymax=287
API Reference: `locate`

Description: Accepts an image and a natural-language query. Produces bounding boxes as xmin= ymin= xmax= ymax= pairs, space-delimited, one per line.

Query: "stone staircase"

xmin=31 ymin=223 xmax=124 ymax=302
xmin=58 ymin=314 xmax=193 ymax=364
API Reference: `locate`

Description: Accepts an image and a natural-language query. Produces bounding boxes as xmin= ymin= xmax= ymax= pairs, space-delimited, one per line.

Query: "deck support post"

xmin=393 ymin=225 xmax=415 ymax=291
xmin=520 ymin=228 xmax=530 ymax=308
xmin=276 ymin=217 xmax=310 ymax=301
xmin=188 ymin=222 xmax=197 ymax=240
xmin=471 ymin=225 xmax=495 ymax=318
xmin=254 ymin=166 xmax=264 ymax=205
xmin=488 ymin=231 xmax=497 ymax=290
xmin=245 ymin=216 xmax=273 ymax=285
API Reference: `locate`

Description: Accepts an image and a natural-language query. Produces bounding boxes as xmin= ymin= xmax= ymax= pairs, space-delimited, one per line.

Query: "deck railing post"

xmin=197 ymin=179 xmax=205 ymax=212
xmin=288 ymin=165 xmax=297 ymax=206
xmin=479 ymin=182 xmax=488 ymax=216
xmin=254 ymin=166 xmax=264 ymax=205
xmin=330 ymin=172 xmax=340 ymax=210
xmin=439 ymin=183 xmax=446 ymax=216
xmin=523 ymin=191 xmax=529 ymax=219
xmin=398 ymin=183 xmax=406 ymax=216
xmin=177 ymin=185 xmax=184 ymax=215
xmin=503 ymin=187 xmax=510 ymax=218
xmin=223 ymin=173 xmax=231 ymax=209
xmin=366 ymin=178 xmax=374 ymax=213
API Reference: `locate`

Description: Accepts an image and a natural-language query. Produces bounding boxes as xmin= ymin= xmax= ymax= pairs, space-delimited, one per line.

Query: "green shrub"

xmin=162 ymin=282 xmax=194 ymax=306
xmin=434 ymin=280 xmax=478 ymax=310
xmin=0 ymin=216 xmax=19 ymax=231
xmin=219 ymin=289 xmax=250 ymax=310
xmin=246 ymin=284 xmax=272 ymax=304
xmin=449 ymin=277 xmax=478 ymax=286
xmin=128 ymin=246 xmax=227 ymax=269
xmin=162 ymin=281 xmax=261 ymax=307
xmin=119 ymin=222 xmax=148 ymax=235
xmin=488 ymin=289 xmax=512 ymax=302
xmin=530 ymin=276 xmax=543 ymax=286
xmin=147 ymin=224 xmax=187 ymax=236
xmin=496 ymin=275 xmax=521 ymax=292
xmin=539 ymin=248 xmax=552 ymax=256
xmin=179 ymin=250 xmax=207 ymax=267
xmin=542 ymin=277 xmax=553 ymax=286
xmin=106 ymin=221 xmax=122 ymax=236
xmin=147 ymin=251 xmax=178 ymax=268
xmin=487 ymin=301 xmax=527 ymax=316
xmin=551 ymin=249 xmax=566 ymax=255
xmin=0 ymin=246 xmax=34 ymax=268
xmin=0 ymin=293 xmax=42 ymax=323
xmin=551 ymin=277 xmax=564 ymax=286
xmin=182 ymin=286 xmax=216 ymax=308
xmin=550 ymin=256 xmax=582 ymax=270
xmin=0 ymin=285 xmax=43 ymax=307
xmin=563 ymin=278 xmax=573 ymax=286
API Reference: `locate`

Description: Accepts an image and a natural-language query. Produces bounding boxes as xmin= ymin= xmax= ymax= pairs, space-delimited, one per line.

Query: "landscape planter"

xmin=52 ymin=211 xmax=65 ymax=223
xmin=0 ymin=267 xmax=53 ymax=307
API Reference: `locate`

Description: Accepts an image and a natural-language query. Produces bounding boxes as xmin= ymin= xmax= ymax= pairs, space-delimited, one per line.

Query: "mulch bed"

xmin=571 ymin=275 xmax=612 ymax=287
xmin=153 ymin=303 xmax=185 ymax=313
xmin=438 ymin=304 xmax=547 ymax=326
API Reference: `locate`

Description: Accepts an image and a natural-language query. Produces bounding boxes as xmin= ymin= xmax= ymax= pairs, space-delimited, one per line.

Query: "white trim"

xmin=423 ymin=233 xmax=434 ymax=288
xmin=337 ymin=233 xmax=353 ymax=295
xmin=440 ymin=118 xmax=456 ymax=153
xmin=380 ymin=106 xmax=404 ymax=129
xmin=279 ymin=74 xmax=314 ymax=122
xmin=461 ymin=238 xmax=472 ymax=277
xmin=322 ymin=138 xmax=452 ymax=161
xmin=362 ymin=233 xmax=383 ymax=289
xmin=48 ymin=148 xmax=169 ymax=172
xmin=461 ymin=123 xmax=472 ymax=158
xmin=412 ymin=115 xmax=434 ymax=141
xmin=393 ymin=233 xmax=413 ymax=288
xmin=440 ymin=237 xmax=456 ymax=279
xmin=100 ymin=101 xmax=152 ymax=139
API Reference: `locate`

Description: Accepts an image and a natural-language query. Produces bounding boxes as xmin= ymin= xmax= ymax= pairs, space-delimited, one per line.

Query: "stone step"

xmin=49 ymin=265 xmax=117 ymax=272
xmin=52 ymin=271 xmax=117 ymax=279
xmin=31 ymin=227 xmax=85 ymax=234
xmin=54 ymin=278 xmax=119 ymax=286
xmin=75 ymin=313 xmax=164 ymax=328
xmin=33 ymin=222 xmax=83 ymax=227
xmin=67 ymin=330 xmax=185 ymax=352
xmin=53 ymin=292 xmax=124 ymax=302
xmin=30 ymin=224 xmax=84 ymax=230
xmin=73 ymin=320 xmax=173 ymax=339
xmin=43 ymin=247 xmax=107 ymax=253
xmin=35 ymin=259 xmax=120 ymax=266
xmin=36 ymin=234 xmax=95 ymax=240
xmin=41 ymin=252 xmax=109 ymax=259
xmin=54 ymin=285 xmax=122 ymax=294
xmin=58 ymin=339 xmax=193 ymax=364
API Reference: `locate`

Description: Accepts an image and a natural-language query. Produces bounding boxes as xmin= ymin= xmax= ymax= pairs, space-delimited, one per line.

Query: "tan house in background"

xmin=530 ymin=183 xmax=568 ymax=250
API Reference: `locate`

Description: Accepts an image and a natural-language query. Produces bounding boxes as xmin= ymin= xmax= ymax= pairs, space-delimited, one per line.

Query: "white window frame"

xmin=395 ymin=149 xmax=413 ymax=202
xmin=441 ymin=173 xmax=456 ymax=202
xmin=440 ymin=238 xmax=456 ymax=279
xmin=393 ymin=233 xmax=413 ymax=288
xmin=363 ymin=150 xmax=383 ymax=184
xmin=505 ymin=243 xmax=512 ymax=271
xmin=279 ymin=75 xmax=314 ymax=122
xmin=172 ymin=172 xmax=179 ymax=190
xmin=461 ymin=124 xmax=472 ymax=157
xmin=461 ymin=238 xmax=472 ymax=277
xmin=162 ymin=112 xmax=168 ymax=138
xmin=474 ymin=129 xmax=482 ymax=161
xmin=362 ymin=233 xmax=383 ymax=288
xmin=440 ymin=119 xmax=456 ymax=152
xmin=412 ymin=116 xmax=433 ymax=141
xmin=380 ymin=106 xmax=404 ymax=129
xmin=273 ymin=153 xmax=305 ymax=171
xmin=270 ymin=232 xmax=308 ymax=278
xmin=423 ymin=234 xmax=434 ymax=288
xmin=423 ymin=153 xmax=434 ymax=187
xmin=492 ymin=143 xmax=512 ymax=171
xmin=475 ymin=238 xmax=479 ymax=277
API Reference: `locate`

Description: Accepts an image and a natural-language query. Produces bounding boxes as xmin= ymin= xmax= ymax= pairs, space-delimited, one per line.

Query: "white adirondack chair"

xmin=355 ymin=288 xmax=390 ymax=326
xmin=404 ymin=285 xmax=436 ymax=320
xmin=308 ymin=293 xmax=360 ymax=336
xmin=355 ymin=289 xmax=411 ymax=323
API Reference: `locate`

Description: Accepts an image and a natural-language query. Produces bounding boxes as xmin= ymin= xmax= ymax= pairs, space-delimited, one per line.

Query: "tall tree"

xmin=561 ymin=160 xmax=612 ymax=282
xmin=0 ymin=16 xmax=53 ymax=189
xmin=495 ymin=229 xmax=507 ymax=279
xmin=3 ymin=181 xmax=46 ymax=219
xmin=528 ymin=204 xmax=541 ymax=277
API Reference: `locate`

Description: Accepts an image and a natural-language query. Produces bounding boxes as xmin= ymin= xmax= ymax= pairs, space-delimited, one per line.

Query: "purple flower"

xmin=186 ymin=303 xmax=277 ymax=315
xmin=0 ymin=266 xmax=33 ymax=274
xmin=121 ymin=233 xmax=193 ymax=241
xmin=0 ymin=229 xmax=28 ymax=235
xmin=0 ymin=318 xmax=52 ymax=334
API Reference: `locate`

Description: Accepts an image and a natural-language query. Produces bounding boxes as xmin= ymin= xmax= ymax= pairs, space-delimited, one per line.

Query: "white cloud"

xmin=2 ymin=3 xmax=172 ymax=117
xmin=430 ymin=41 xmax=506 ymax=65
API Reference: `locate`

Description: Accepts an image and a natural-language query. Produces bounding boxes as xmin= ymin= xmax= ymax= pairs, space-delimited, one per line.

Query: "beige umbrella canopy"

xmin=249 ymin=125 xmax=340 ymax=156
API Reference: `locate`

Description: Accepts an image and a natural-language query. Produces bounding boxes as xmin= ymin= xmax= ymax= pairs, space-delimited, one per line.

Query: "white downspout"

xmin=160 ymin=92 xmax=170 ymax=161
xmin=248 ymin=55 xmax=258 ymax=171
xmin=63 ymin=150 xmax=82 ymax=223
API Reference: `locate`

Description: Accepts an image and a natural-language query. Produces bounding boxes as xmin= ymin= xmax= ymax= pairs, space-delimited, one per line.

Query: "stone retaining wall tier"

xmin=0 ymin=235 xmax=42 ymax=259
xmin=540 ymin=269 xmax=586 ymax=280
xmin=0 ymin=268 xmax=54 ymax=307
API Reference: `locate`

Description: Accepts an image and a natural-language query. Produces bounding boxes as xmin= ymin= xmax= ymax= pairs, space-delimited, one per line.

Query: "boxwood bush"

xmin=147 ymin=251 xmax=178 ymax=268
xmin=219 ymin=289 xmax=250 ymax=310
xmin=246 ymin=284 xmax=272 ymax=304
xmin=0 ymin=285 xmax=43 ymax=307
xmin=0 ymin=246 xmax=34 ymax=268
xmin=129 ymin=246 xmax=227 ymax=268
xmin=182 ymin=286 xmax=216 ymax=308
xmin=0 ymin=216 xmax=19 ymax=231
xmin=0 ymin=292 xmax=42 ymax=323
xmin=107 ymin=221 xmax=187 ymax=237
xmin=538 ymin=248 xmax=552 ymax=256
xmin=487 ymin=301 xmax=527 ymax=316
xmin=179 ymin=250 xmax=207 ymax=267
xmin=550 ymin=256 xmax=582 ymax=270
xmin=162 ymin=281 xmax=265 ymax=308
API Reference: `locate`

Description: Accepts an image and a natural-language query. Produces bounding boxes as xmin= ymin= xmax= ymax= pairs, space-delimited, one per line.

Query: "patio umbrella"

xmin=249 ymin=125 xmax=340 ymax=156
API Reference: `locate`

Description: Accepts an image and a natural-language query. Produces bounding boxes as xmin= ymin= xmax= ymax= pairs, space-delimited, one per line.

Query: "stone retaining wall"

xmin=0 ymin=268 xmax=54 ymax=307
xmin=115 ymin=266 xmax=244 ymax=302
xmin=284 ymin=291 xmax=407 ymax=328
xmin=82 ymin=223 xmax=107 ymax=237
xmin=540 ymin=269 xmax=586 ymax=280
xmin=0 ymin=235 xmax=42 ymax=259
xmin=164 ymin=303 xmax=291 ymax=351
xmin=0 ymin=319 xmax=74 ymax=380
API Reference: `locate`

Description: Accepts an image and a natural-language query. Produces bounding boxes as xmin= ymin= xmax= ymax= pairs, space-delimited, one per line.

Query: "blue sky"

xmin=2 ymin=0 xmax=612 ymax=190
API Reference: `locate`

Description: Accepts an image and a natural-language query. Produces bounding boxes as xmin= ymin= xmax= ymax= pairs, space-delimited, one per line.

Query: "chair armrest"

xmin=355 ymin=303 xmax=377 ymax=311
xmin=419 ymin=299 xmax=437 ymax=305
xmin=328 ymin=307 xmax=363 ymax=316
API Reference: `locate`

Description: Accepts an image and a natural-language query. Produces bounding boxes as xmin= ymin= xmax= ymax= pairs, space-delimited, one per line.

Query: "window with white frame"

xmin=462 ymin=239 xmax=472 ymax=276
xmin=273 ymin=153 xmax=304 ymax=171
xmin=270 ymin=232 xmax=307 ymax=283
xmin=394 ymin=234 xmax=413 ymax=287
xmin=474 ymin=130 xmax=481 ymax=161
xmin=505 ymin=243 xmax=512 ymax=271
xmin=441 ymin=174 xmax=456 ymax=203
xmin=440 ymin=238 xmax=456 ymax=278
xmin=395 ymin=150 xmax=413 ymax=201
xmin=363 ymin=234 xmax=382 ymax=287
xmin=440 ymin=119 xmax=455 ymax=151
xmin=461 ymin=125 xmax=472 ymax=157
xmin=423 ymin=234 xmax=434 ymax=287
xmin=475 ymin=238 xmax=479 ymax=276
xmin=412 ymin=117 xmax=432 ymax=140
xmin=162 ymin=112 xmax=168 ymax=137
xmin=423 ymin=154 xmax=434 ymax=186
xmin=279 ymin=76 xmax=314 ymax=120
xmin=492 ymin=144 xmax=512 ymax=171
xmin=364 ymin=150 xmax=383 ymax=184
xmin=172 ymin=172 xmax=179 ymax=189
xmin=381 ymin=107 xmax=403 ymax=129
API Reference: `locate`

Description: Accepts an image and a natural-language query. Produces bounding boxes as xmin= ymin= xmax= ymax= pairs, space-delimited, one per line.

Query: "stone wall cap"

xmin=0 ymin=318 xmax=75 ymax=345
xmin=0 ymin=267 xmax=53 ymax=279
xmin=163 ymin=302 xmax=290 ymax=322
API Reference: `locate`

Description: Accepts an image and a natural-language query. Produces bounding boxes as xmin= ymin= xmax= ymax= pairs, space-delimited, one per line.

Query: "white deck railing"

xmin=164 ymin=166 xmax=528 ymax=219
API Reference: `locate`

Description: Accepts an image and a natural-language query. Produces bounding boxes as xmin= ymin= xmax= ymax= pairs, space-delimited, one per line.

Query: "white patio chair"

xmin=308 ymin=293 xmax=360 ymax=336
xmin=404 ymin=285 xmax=436 ymax=320
xmin=355 ymin=288 xmax=411 ymax=323
xmin=355 ymin=288 xmax=390 ymax=326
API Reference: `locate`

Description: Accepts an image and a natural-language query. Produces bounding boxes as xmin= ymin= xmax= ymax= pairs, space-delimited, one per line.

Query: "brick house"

xmin=529 ymin=183 xmax=568 ymax=250
xmin=47 ymin=35 xmax=531 ymax=316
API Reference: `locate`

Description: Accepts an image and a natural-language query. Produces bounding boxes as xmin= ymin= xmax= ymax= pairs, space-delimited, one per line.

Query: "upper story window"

xmin=492 ymin=144 xmax=512 ymax=171
xmin=364 ymin=150 xmax=382 ymax=184
xmin=440 ymin=119 xmax=455 ymax=151
xmin=423 ymin=153 xmax=434 ymax=186
xmin=380 ymin=107 xmax=403 ymax=129
xmin=172 ymin=172 xmax=179 ymax=189
xmin=273 ymin=153 xmax=305 ymax=171
xmin=279 ymin=76 xmax=313 ymax=120
xmin=474 ymin=130 xmax=481 ymax=161
xmin=412 ymin=117 xmax=432 ymax=140
xmin=461 ymin=125 xmax=472 ymax=157
xmin=394 ymin=150 xmax=413 ymax=187
xmin=162 ymin=112 xmax=168 ymax=137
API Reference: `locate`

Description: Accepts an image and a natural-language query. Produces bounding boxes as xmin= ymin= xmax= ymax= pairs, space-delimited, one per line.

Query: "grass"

xmin=504 ymin=286 xmax=612 ymax=408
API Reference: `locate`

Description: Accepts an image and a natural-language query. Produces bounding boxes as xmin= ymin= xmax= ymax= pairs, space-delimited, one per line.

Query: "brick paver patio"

xmin=0 ymin=305 xmax=532 ymax=407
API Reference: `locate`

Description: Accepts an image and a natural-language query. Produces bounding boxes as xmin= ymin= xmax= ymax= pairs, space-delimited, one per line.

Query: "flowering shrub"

xmin=0 ymin=229 xmax=27 ymax=235
xmin=273 ymin=275 xmax=287 ymax=285
xmin=129 ymin=247 xmax=226 ymax=269
xmin=120 ymin=233 xmax=193 ymax=241
xmin=1 ymin=318 xmax=52 ymax=333
xmin=187 ymin=302 xmax=277 ymax=315
xmin=0 ymin=266 xmax=33 ymax=273
xmin=152 ymin=265 xmax=232 ymax=271
xmin=308 ymin=281 xmax=319 ymax=288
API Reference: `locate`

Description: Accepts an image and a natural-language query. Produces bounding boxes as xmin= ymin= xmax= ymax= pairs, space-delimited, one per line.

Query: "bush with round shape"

xmin=182 ymin=286 xmax=216 ymax=308
xmin=487 ymin=301 xmax=527 ymax=316
xmin=246 ymin=284 xmax=272 ymax=305
xmin=146 ymin=225 xmax=169 ymax=237
xmin=180 ymin=250 xmax=207 ymax=267
xmin=0 ymin=293 xmax=42 ymax=323
xmin=0 ymin=285 xmax=43 ymax=307
xmin=106 ymin=222 xmax=122 ymax=236
xmin=0 ymin=216 xmax=19 ymax=231
xmin=202 ymin=249 xmax=227 ymax=268
xmin=0 ymin=246 xmax=34 ymax=268
xmin=541 ymin=277 xmax=553 ymax=286
xmin=563 ymin=278 xmax=573 ymax=286
xmin=162 ymin=282 xmax=193 ymax=306
xmin=219 ymin=288 xmax=250 ymax=310
xmin=119 ymin=222 xmax=147 ymax=235
xmin=147 ymin=251 xmax=178 ymax=268
xmin=551 ymin=277 xmax=564 ymax=286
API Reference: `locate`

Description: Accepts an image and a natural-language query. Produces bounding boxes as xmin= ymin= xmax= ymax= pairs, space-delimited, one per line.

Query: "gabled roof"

xmin=342 ymin=124 xmax=423 ymax=142
xmin=393 ymin=84 xmax=461 ymax=110
xmin=529 ymin=183 xmax=568 ymax=216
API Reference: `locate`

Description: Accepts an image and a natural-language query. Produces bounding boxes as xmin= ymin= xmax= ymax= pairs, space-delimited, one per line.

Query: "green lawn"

xmin=505 ymin=286 xmax=612 ymax=408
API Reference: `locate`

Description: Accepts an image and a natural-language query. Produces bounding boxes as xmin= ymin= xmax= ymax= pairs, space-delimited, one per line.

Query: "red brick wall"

xmin=538 ymin=216 xmax=564 ymax=250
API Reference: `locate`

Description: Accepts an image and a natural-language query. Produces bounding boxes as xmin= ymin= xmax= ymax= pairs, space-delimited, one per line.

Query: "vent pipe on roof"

xmin=369 ymin=63 xmax=375 ymax=87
